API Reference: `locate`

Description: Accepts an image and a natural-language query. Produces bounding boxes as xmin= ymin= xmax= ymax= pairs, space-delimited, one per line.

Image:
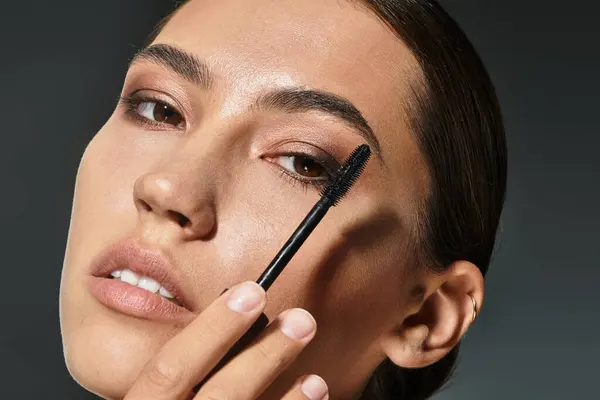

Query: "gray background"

xmin=1 ymin=1 xmax=597 ymax=399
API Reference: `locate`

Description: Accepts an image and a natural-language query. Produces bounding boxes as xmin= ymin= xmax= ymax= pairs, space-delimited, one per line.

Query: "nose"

xmin=133 ymin=169 xmax=217 ymax=241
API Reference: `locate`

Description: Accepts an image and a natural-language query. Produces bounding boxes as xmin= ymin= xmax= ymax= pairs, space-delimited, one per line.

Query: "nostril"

xmin=168 ymin=210 xmax=191 ymax=228
xmin=178 ymin=214 xmax=191 ymax=227
xmin=137 ymin=199 xmax=152 ymax=212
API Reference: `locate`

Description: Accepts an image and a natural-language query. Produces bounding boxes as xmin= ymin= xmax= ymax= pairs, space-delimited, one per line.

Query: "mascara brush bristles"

xmin=321 ymin=144 xmax=371 ymax=206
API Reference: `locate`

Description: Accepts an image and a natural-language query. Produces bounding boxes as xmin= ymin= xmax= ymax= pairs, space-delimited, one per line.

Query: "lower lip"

xmin=87 ymin=276 xmax=196 ymax=322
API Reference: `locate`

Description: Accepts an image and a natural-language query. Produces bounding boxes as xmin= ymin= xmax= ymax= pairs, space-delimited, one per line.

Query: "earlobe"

xmin=379 ymin=260 xmax=484 ymax=369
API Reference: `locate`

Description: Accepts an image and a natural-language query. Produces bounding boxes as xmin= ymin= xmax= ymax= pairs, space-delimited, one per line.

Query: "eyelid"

xmin=126 ymin=90 xmax=184 ymax=116
xmin=121 ymin=67 xmax=194 ymax=115
xmin=274 ymin=151 xmax=340 ymax=176
xmin=260 ymin=141 xmax=342 ymax=172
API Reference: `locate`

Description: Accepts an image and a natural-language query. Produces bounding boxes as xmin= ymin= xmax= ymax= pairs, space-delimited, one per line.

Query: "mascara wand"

xmin=194 ymin=144 xmax=371 ymax=391
xmin=256 ymin=143 xmax=371 ymax=290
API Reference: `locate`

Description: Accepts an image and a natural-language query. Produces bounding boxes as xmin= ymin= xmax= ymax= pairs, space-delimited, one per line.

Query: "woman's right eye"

xmin=121 ymin=95 xmax=185 ymax=129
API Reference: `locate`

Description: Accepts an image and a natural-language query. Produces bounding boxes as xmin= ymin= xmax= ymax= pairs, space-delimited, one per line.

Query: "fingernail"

xmin=301 ymin=375 xmax=328 ymax=400
xmin=281 ymin=309 xmax=316 ymax=340
xmin=225 ymin=281 xmax=264 ymax=312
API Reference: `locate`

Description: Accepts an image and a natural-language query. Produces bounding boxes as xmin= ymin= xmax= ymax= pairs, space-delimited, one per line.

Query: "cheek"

xmin=304 ymin=215 xmax=412 ymax=352
xmin=217 ymin=177 xmax=412 ymax=333
xmin=73 ymin=134 xmax=133 ymax=234
xmin=64 ymin=120 xmax=148 ymax=278
xmin=65 ymin=117 xmax=180 ymax=258
xmin=251 ymin=204 xmax=415 ymax=389
xmin=61 ymin=120 xmax=182 ymax=398
xmin=205 ymin=163 xmax=325 ymax=287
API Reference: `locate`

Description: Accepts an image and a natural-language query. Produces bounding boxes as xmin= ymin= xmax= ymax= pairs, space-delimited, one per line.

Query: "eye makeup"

xmin=262 ymin=145 xmax=342 ymax=191
xmin=117 ymin=86 xmax=363 ymax=194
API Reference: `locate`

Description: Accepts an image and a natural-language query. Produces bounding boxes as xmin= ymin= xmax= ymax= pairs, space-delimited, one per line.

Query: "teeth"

xmin=110 ymin=269 xmax=178 ymax=303
xmin=110 ymin=270 xmax=122 ymax=278
xmin=138 ymin=277 xmax=161 ymax=293
xmin=159 ymin=286 xmax=174 ymax=299
xmin=120 ymin=269 xmax=139 ymax=285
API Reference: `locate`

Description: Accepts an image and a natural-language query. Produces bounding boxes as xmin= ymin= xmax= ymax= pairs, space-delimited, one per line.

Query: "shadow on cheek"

xmin=304 ymin=209 xmax=406 ymax=316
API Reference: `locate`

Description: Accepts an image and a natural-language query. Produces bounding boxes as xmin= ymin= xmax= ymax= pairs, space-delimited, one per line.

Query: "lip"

xmin=88 ymin=238 xmax=196 ymax=322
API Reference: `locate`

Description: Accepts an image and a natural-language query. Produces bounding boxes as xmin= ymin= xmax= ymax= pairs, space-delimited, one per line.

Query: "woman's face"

xmin=60 ymin=0 xmax=431 ymax=398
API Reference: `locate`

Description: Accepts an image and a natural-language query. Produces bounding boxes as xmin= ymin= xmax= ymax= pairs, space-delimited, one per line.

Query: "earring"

xmin=468 ymin=293 xmax=477 ymax=323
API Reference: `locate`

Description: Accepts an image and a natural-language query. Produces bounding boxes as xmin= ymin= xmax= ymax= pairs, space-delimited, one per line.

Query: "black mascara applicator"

xmin=257 ymin=143 xmax=371 ymax=290
xmin=194 ymin=144 xmax=371 ymax=390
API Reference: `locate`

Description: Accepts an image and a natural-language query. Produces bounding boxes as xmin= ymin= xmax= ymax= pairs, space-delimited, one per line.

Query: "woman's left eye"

xmin=275 ymin=155 xmax=331 ymax=182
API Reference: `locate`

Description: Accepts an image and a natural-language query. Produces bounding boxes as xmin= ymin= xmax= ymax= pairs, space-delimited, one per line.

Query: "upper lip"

xmin=90 ymin=238 xmax=194 ymax=311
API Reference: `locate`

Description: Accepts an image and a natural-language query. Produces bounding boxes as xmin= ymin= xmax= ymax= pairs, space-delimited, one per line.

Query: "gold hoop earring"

xmin=468 ymin=293 xmax=477 ymax=323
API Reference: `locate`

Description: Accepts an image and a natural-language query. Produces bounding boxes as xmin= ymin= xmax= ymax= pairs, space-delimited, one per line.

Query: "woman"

xmin=59 ymin=0 xmax=507 ymax=398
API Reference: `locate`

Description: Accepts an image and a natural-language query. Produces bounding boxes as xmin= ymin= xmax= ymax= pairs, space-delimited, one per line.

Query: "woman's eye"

xmin=276 ymin=155 xmax=329 ymax=180
xmin=136 ymin=100 xmax=184 ymax=128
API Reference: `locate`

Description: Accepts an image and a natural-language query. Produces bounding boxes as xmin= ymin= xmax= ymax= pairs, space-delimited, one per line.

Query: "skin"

xmin=59 ymin=0 xmax=484 ymax=398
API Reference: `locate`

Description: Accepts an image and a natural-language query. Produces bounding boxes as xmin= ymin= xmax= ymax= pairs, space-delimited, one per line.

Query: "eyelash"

xmin=119 ymin=93 xmax=339 ymax=191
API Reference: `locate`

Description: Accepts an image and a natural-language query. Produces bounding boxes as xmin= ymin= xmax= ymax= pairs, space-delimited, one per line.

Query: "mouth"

xmin=87 ymin=239 xmax=196 ymax=322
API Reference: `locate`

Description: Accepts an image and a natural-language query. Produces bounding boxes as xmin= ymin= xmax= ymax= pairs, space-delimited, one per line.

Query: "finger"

xmin=281 ymin=375 xmax=329 ymax=400
xmin=195 ymin=308 xmax=317 ymax=400
xmin=125 ymin=281 xmax=267 ymax=400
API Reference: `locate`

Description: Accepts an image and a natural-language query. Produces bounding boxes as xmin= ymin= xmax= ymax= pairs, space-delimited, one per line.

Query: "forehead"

xmin=159 ymin=0 xmax=417 ymax=141
xmin=155 ymin=0 xmax=430 ymax=229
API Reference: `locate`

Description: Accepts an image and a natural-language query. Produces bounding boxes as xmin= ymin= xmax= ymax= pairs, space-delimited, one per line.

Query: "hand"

xmin=123 ymin=281 xmax=329 ymax=400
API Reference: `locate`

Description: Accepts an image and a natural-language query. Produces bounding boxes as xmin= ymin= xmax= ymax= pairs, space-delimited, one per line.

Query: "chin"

xmin=61 ymin=309 xmax=174 ymax=400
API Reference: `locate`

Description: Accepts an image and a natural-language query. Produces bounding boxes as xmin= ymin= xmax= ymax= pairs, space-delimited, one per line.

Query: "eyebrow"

xmin=131 ymin=43 xmax=212 ymax=88
xmin=254 ymin=89 xmax=381 ymax=157
xmin=130 ymin=44 xmax=382 ymax=157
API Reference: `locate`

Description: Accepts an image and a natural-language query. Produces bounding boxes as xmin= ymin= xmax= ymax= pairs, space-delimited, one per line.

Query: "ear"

xmin=379 ymin=260 xmax=484 ymax=368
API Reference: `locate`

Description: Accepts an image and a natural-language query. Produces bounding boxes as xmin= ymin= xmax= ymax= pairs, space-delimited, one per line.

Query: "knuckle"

xmin=143 ymin=358 xmax=187 ymax=389
xmin=254 ymin=339 xmax=288 ymax=369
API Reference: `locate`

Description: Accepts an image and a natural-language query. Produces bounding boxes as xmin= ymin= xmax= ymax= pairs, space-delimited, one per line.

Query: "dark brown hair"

xmin=147 ymin=1 xmax=507 ymax=398
xmin=358 ymin=1 xmax=506 ymax=399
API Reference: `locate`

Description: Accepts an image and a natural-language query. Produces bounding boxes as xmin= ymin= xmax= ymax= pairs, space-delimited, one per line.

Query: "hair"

xmin=147 ymin=1 xmax=507 ymax=399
